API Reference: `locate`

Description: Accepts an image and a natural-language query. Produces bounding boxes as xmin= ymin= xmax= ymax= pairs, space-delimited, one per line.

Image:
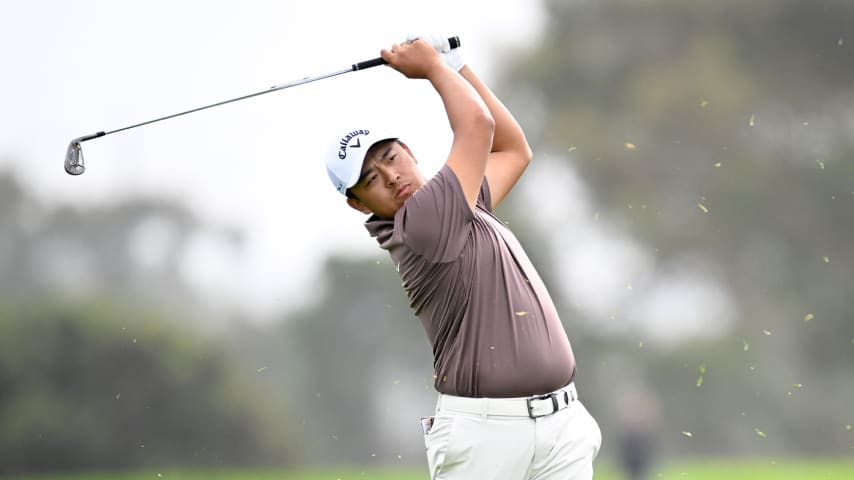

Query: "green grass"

xmin=653 ymin=458 xmax=854 ymax=480
xmin=11 ymin=468 xmax=421 ymax=480
xmin=10 ymin=459 xmax=854 ymax=480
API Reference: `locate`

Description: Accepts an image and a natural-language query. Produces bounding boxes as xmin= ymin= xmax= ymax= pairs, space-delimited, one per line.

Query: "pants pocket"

xmin=421 ymin=416 xmax=435 ymax=436
xmin=424 ymin=414 xmax=455 ymax=478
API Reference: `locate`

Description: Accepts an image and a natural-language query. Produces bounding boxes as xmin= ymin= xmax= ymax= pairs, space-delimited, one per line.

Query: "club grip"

xmin=352 ymin=36 xmax=461 ymax=71
xmin=353 ymin=56 xmax=386 ymax=71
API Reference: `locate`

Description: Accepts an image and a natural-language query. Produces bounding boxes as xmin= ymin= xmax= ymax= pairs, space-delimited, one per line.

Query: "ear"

xmin=346 ymin=196 xmax=372 ymax=214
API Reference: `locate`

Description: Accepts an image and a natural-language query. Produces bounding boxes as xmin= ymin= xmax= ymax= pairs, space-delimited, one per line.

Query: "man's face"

xmin=347 ymin=140 xmax=426 ymax=219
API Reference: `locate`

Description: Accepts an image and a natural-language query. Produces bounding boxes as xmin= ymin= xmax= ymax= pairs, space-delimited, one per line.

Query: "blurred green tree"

xmin=235 ymin=255 xmax=436 ymax=465
xmin=495 ymin=0 xmax=854 ymax=458
xmin=0 ymin=171 xmax=302 ymax=474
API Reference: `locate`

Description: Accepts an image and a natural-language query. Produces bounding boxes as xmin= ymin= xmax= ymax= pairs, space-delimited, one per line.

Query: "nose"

xmin=380 ymin=166 xmax=399 ymax=187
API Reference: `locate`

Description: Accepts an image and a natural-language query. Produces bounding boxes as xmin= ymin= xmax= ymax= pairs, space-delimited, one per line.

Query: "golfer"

xmin=325 ymin=35 xmax=602 ymax=479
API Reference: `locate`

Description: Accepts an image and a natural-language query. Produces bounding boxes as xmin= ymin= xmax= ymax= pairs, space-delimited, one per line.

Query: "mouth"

xmin=396 ymin=184 xmax=411 ymax=199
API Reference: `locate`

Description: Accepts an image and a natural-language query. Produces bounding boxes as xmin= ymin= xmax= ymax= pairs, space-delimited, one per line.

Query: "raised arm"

xmin=458 ymin=65 xmax=533 ymax=209
xmin=382 ymin=40 xmax=495 ymax=211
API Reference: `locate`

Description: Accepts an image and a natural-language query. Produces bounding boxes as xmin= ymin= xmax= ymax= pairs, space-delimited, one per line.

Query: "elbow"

xmin=520 ymin=142 xmax=533 ymax=166
xmin=513 ymin=137 xmax=533 ymax=170
xmin=475 ymin=109 xmax=496 ymax=144
xmin=453 ymin=106 xmax=494 ymax=149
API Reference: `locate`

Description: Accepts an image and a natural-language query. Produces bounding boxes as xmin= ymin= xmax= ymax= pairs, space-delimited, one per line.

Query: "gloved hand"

xmin=406 ymin=33 xmax=465 ymax=71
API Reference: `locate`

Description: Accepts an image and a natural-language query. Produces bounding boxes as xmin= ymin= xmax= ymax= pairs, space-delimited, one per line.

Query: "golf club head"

xmin=64 ymin=132 xmax=105 ymax=175
xmin=64 ymin=140 xmax=85 ymax=175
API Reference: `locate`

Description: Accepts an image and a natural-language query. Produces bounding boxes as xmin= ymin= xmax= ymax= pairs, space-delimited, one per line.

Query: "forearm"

xmin=458 ymin=65 xmax=531 ymax=158
xmin=429 ymin=64 xmax=494 ymax=139
xmin=426 ymin=61 xmax=494 ymax=208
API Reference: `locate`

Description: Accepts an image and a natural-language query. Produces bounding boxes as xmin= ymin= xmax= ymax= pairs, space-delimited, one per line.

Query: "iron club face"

xmin=64 ymin=132 xmax=104 ymax=175
xmin=64 ymin=140 xmax=84 ymax=176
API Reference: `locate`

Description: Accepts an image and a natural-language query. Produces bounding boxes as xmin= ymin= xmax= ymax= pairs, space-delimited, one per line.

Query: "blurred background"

xmin=2 ymin=0 xmax=853 ymax=478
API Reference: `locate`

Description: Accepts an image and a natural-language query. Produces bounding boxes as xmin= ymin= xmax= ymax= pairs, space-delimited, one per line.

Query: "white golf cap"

xmin=326 ymin=128 xmax=398 ymax=195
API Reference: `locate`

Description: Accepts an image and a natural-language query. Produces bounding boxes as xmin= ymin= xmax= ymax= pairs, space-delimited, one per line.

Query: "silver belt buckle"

xmin=526 ymin=392 xmax=559 ymax=418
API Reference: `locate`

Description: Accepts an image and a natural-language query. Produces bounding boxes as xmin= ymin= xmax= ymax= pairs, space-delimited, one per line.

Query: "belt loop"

xmin=480 ymin=398 xmax=488 ymax=419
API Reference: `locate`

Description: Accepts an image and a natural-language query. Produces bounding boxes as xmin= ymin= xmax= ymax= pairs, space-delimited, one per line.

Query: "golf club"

xmin=64 ymin=36 xmax=461 ymax=176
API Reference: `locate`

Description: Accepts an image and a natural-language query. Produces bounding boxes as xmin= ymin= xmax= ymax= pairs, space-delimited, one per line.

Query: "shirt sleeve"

xmin=394 ymin=165 xmax=487 ymax=263
xmin=479 ymin=176 xmax=493 ymax=213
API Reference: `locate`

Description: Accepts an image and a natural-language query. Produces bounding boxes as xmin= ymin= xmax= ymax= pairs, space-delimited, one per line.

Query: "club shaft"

xmin=105 ymin=66 xmax=353 ymax=137
xmin=100 ymin=36 xmax=459 ymax=138
xmin=66 ymin=36 xmax=461 ymax=175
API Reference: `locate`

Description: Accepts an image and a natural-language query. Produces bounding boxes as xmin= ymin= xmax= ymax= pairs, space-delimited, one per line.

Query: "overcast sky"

xmin=2 ymin=1 xmax=735 ymax=347
xmin=2 ymin=0 xmax=548 ymax=316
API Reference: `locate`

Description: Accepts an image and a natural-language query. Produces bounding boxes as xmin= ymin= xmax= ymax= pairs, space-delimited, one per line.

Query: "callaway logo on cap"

xmin=325 ymin=127 xmax=398 ymax=195
xmin=338 ymin=130 xmax=370 ymax=160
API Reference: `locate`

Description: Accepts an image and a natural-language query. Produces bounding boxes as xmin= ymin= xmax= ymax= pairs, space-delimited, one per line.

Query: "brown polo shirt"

xmin=365 ymin=165 xmax=576 ymax=398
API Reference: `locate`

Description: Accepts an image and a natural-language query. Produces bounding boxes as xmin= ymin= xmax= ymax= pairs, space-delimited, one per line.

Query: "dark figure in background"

xmin=616 ymin=388 xmax=660 ymax=480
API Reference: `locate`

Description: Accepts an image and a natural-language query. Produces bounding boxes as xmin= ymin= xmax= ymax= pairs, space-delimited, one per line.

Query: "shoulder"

xmin=390 ymin=166 xmax=477 ymax=261
xmin=423 ymin=165 xmax=492 ymax=211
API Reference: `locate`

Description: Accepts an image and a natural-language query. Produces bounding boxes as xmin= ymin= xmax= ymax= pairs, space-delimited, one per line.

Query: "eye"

xmin=388 ymin=154 xmax=397 ymax=163
xmin=365 ymin=174 xmax=378 ymax=187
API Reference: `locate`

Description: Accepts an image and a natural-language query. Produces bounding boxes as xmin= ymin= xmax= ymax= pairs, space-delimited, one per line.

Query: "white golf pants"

xmin=421 ymin=383 xmax=602 ymax=480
